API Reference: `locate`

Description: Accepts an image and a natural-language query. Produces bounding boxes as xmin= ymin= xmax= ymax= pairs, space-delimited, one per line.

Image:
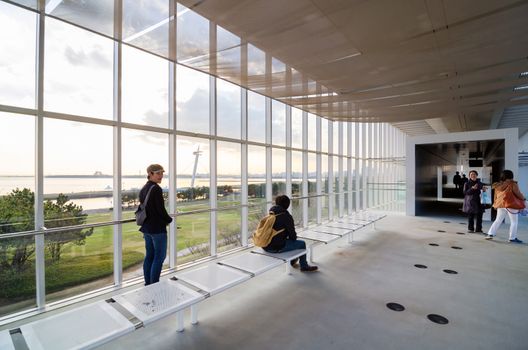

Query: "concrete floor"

xmin=97 ymin=213 xmax=528 ymax=350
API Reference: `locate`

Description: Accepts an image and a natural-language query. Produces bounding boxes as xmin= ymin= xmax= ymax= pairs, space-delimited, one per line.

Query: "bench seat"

xmin=174 ymin=263 xmax=251 ymax=296
xmin=0 ymin=330 xmax=15 ymax=350
xmin=20 ymin=301 xmax=134 ymax=350
xmin=219 ymin=252 xmax=284 ymax=276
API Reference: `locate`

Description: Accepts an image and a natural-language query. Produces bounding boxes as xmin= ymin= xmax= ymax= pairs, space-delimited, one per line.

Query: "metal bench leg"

xmin=191 ymin=304 xmax=199 ymax=325
xmin=348 ymin=231 xmax=353 ymax=243
xmin=176 ymin=311 xmax=184 ymax=332
xmin=309 ymin=246 xmax=314 ymax=263
xmin=286 ymin=261 xmax=292 ymax=274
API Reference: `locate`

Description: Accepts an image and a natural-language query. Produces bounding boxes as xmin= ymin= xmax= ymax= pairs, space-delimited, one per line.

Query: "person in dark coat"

xmin=462 ymin=170 xmax=486 ymax=233
xmin=263 ymin=195 xmax=318 ymax=272
xmin=453 ymin=171 xmax=461 ymax=189
xmin=139 ymin=164 xmax=173 ymax=285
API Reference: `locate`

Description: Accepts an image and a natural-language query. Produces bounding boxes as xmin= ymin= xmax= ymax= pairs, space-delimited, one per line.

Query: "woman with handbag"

xmin=485 ymin=170 xmax=526 ymax=243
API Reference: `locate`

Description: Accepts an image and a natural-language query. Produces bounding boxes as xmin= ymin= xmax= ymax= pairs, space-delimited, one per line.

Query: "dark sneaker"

xmin=300 ymin=265 xmax=318 ymax=272
xmin=475 ymin=230 xmax=484 ymax=233
xmin=509 ymin=238 xmax=523 ymax=244
xmin=290 ymin=258 xmax=299 ymax=268
xmin=485 ymin=235 xmax=494 ymax=240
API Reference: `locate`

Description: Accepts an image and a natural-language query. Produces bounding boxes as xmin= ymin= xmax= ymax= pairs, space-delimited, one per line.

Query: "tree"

xmin=0 ymin=188 xmax=35 ymax=271
xmin=0 ymin=188 xmax=93 ymax=270
xmin=43 ymin=193 xmax=93 ymax=262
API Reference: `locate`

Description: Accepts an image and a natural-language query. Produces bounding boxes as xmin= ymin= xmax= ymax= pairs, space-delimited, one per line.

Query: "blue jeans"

xmin=143 ymin=232 xmax=167 ymax=285
xmin=278 ymin=240 xmax=308 ymax=268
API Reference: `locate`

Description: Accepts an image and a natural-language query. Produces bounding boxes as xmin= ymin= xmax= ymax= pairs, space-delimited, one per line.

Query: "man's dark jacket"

xmin=263 ymin=205 xmax=297 ymax=252
xmin=139 ymin=181 xmax=173 ymax=234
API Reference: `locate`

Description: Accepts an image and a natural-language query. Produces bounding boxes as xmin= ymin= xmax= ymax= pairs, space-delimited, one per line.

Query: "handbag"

xmin=135 ymin=185 xmax=154 ymax=225
xmin=502 ymin=184 xmax=526 ymax=210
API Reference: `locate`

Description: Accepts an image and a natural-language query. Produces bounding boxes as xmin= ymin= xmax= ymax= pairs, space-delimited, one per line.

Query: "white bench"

xmin=18 ymin=301 xmax=135 ymax=350
xmin=219 ymin=252 xmax=284 ymax=276
xmin=112 ymin=279 xmax=205 ymax=332
xmin=297 ymin=229 xmax=344 ymax=262
xmin=251 ymin=248 xmax=308 ymax=274
xmin=0 ymin=330 xmax=15 ymax=350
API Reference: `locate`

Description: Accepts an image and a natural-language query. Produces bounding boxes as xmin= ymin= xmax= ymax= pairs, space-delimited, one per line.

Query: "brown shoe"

xmin=300 ymin=265 xmax=318 ymax=272
xmin=290 ymin=258 xmax=299 ymax=268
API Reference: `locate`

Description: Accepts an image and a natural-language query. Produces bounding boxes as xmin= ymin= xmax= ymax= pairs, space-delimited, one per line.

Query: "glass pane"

xmin=321 ymin=118 xmax=328 ymax=153
xmin=291 ymin=197 xmax=302 ymax=229
xmin=45 ymin=223 xmax=116 ymax=304
xmin=9 ymin=0 xmax=38 ymax=9
xmin=217 ymin=208 xmax=241 ymax=253
xmin=291 ymin=108 xmax=303 ymax=149
xmin=122 ymin=128 xmax=169 ymax=280
xmin=322 ymin=155 xmax=329 ymax=194
xmin=343 ymin=122 xmax=349 ymax=157
xmin=0 ymin=2 xmax=36 ymax=109
xmin=247 ymin=91 xmax=265 ymax=143
xmin=333 ymin=121 xmax=340 ymax=155
xmin=308 ymin=153 xmax=316 ymax=196
xmin=272 ymin=100 xmax=286 ymax=146
xmin=122 ymin=45 xmax=169 ymax=128
xmin=248 ymin=199 xmax=267 ymax=244
xmin=177 ymin=212 xmax=210 ymax=264
xmin=291 ymin=151 xmax=302 ymax=198
xmin=217 ymin=26 xmax=241 ymax=81
xmin=307 ymin=113 xmax=316 ymax=151
xmin=46 ymin=0 xmax=114 ymax=37
xmin=123 ymin=0 xmax=170 ymax=57
xmin=177 ymin=3 xmax=209 ymax=69
xmin=0 ymin=235 xmax=36 ymax=317
xmin=247 ymin=44 xmax=265 ymax=94
xmin=44 ymin=18 xmax=113 ymax=119
xmin=176 ymin=135 xmax=210 ymax=264
xmin=248 ymin=145 xmax=266 ymax=200
xmin=272 ymin=148 xmax=285 ymax=196
xmin=177 ymin=64 xmax=210 ymax=134
xmin=217 ymin=79 xmax=241 ymax=139
xmin=44 ymin=119 xmax=113 ymax=221
xmin=217 ymin=141 xmax=241 ymax=206
xmin=217 ymin=141 xmax=241 ymax=252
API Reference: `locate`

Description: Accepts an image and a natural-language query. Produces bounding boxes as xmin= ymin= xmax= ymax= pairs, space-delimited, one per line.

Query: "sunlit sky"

xmin=0 ymin=1 xmax=329 ymax=177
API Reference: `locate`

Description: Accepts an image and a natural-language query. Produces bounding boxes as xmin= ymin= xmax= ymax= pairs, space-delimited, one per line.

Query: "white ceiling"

xmin=180 ymin=0 xmax=528 ymax=136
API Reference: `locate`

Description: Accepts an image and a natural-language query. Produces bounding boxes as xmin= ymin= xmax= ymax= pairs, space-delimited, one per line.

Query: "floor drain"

xmin=456 ymin=232 xmax=465 ymax=235
xmin=437 ymin=230 xmax=446 ymax=233
xmin=414 ymin=264 xmax=427 ymax=269
xmin=459 ymin=222 xmax=465 ymax=225
xmin=386 ymin=303 xmax=405 ymax=312
xmin=429 ymin=243 xmax=439 ymax=246
xmin=443 ymin=221 xmax=450 ymax=223
xmin=427 ymin=314 xmax=449 ymax=324
xmin=451 ymin=246 xmax=462 ymax=250
xmin=443 ymin=269 xmax=458 ymax=274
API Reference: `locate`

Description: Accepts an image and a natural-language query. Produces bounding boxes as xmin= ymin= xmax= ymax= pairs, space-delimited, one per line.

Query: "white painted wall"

xmin=406 ymin=128 xmax=519 ymax=216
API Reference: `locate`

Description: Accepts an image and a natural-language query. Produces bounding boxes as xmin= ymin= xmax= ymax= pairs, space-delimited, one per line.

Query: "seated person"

xmin=263 ymin=195 xmax=318 ymax=272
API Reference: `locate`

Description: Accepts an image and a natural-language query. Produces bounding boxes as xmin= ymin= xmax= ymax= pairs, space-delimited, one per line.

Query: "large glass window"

xmin=122 ymin=45 xmax=169 ymax=128
xmin=0 ymin=112 xmax=35 ymax=317
xmin=307 ymin=152 xmax=317 ymax=225
xmin=247 ymin=91 xmax=265 ymax=143
xmin=247 ymin=44 xmax=266 ymax=94
xmin=217 ymin=141 xmax=241 ymax=252
xmin=177 ymin=3 xmax=209 ymax=68
xmin=272 ymin=100 xmax=286 ymax=146
xmin=177 ymin=64 xmax=210 ymax=134
xmin=272 ymin=149 xmax=286 ymax=197
xmin=291 ymin=151 xmax=303 ymax=226
xmin=321 ymin=119 xmax=328 ymax=153
xmin=122 ymin=128 xmax=169 ymax=281
xmin=43 ymin=119 xmax=114 ymax=303
xmin=248 ymin=145 xmax=267 ymax=236
xmin=122 ymin=0 xmax=170 ymax=57
xmin=176 ymin=136 xmax=210 ymax=264
xmin=45 ymin=0 xmax=114 ymax=37
xmin=307 ymin=113 xmax=317 ymax=151
xmin=0 ymin=2 xmax=36 ymax=109
xmin=333 ymin=121 xmax=340 ymax=155
xmin=217 ymin=26 xmax=241 ymax=80
xmin=44 ymin=18 xmax=113 ymax=119
xmin=217 ymin=79 xmax=241 ymax=139
xmin=291 ymin=108 xmax=303 ymax=149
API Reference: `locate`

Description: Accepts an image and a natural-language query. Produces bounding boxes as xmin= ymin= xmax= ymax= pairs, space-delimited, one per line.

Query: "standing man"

xmin=139 ymin=164 xmax=173 ymax=285
xmin=263 ymin=195 xmax=318 ymax=272
xmin=453 ymin=171 xmax=461 ymax=189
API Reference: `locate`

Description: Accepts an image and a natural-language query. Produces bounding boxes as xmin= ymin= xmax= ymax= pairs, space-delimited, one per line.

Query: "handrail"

xmin=0 ymin=191 xmax=378 ymax=240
